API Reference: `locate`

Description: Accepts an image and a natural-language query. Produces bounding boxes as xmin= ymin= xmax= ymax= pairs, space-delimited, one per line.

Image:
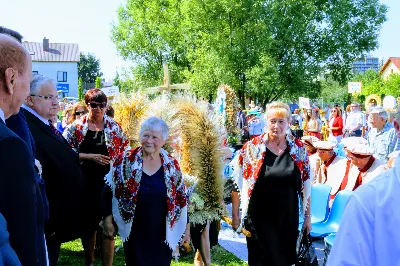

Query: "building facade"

xmin=23 ymin=38 xmax=80 ymax=97
xmin=379 ymin=57 xmax=400 ymax=80
xmin=352 ymin=57 xmax=380 ymax=73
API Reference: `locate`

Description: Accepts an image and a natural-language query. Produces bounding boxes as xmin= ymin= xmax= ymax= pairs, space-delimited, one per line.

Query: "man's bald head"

xmin=0 ymin=34 xmax=28 ymax=84
xmin=0 ymin=34 xmax=32 ymax=119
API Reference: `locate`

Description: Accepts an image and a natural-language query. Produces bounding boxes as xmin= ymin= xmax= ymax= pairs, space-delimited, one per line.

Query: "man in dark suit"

xmin=24 ymin=74 xmax=85 ymax=266
xmin=0 ymin=34 xmax=47 ymax=265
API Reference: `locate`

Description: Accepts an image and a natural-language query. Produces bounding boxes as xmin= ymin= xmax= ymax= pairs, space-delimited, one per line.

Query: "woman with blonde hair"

xmin=231 ymin=102 xmax=311 ymax=266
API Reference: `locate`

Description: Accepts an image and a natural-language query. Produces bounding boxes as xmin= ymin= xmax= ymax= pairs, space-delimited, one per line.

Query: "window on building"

xmin=32 ymin=71 xmax=39 ymax=75
xmin=57 ymin=71 xmax=67 ymax=82
xmin=391 ymin=69 xmax=394 ymax=74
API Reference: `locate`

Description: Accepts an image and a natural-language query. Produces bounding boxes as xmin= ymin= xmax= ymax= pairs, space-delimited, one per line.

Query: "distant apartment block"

xmin=352 ymin=57 xmax=380 ymax=73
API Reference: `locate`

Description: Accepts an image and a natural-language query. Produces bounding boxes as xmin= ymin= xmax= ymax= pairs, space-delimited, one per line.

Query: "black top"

xmin=79 ymin=130 xmax=110 ymax=185
xmin=246 ymin=147 xmax=301 ymax=266
xmin=79 ymin=130 xmax=110 ymax=232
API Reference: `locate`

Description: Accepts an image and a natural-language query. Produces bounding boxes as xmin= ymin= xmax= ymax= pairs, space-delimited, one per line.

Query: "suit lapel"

xmin=23 ymin=109 xmax=67 ymax=145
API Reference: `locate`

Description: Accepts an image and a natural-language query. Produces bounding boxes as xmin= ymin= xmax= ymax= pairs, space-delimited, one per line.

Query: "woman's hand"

xmin=90 ymin=154 xmax=110 ymax=165
xmin=102 ymin=215 xmax=115 ymax=240
xmin=303 ymin=216 xmax=312 ymax=234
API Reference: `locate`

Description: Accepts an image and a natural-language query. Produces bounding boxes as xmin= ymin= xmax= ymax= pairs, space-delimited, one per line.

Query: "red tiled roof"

xmin=23 ymin=42 xmax=80 ymax=62
xmin=379 ymin=57 xmax=400 ymax=74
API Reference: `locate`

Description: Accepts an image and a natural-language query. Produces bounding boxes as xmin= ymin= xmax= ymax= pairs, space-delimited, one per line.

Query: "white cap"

xmin=314 ymin=141 xmax=336 ymax=150
xmin=301 ymin=136 xmax=320 ymax=146
xmin=340 ymin=137 xmax=367 ymax=148
xmin=346 ymin=144 xmax=374 ymax=158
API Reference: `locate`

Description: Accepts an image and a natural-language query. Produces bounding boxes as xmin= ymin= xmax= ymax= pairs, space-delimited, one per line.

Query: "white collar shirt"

xmin=22 ymin=104 xmax=50 ymax=125
xmin=344 ymin=110 xmax=363 ymax=130
xmin=0 ymin=108 xmax=5 ymax=123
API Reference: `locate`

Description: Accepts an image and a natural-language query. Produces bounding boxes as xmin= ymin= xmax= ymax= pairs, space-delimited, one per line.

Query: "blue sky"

xmin=1 ymin=0 xmax=398 ymax=81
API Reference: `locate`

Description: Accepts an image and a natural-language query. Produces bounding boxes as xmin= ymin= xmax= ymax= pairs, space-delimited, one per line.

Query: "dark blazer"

xmin=24 ymin=109 xmax=85 ymax=243
xmin=6 ymin=109 xmax=49 ymax=221
xmin=0 ymin=213 xmax=21 ymax=266
xmin=0 ymin=119 xmax=47 ymax=266
xmin=5 ymin=108 xmax=36 ymax=157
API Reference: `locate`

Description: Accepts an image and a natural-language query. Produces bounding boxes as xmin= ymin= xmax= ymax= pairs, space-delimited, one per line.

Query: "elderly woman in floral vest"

xmin=101 ymin=117 xmax=189 ymax=266
xmin=231 ymin=102 xmax=312 ymax=266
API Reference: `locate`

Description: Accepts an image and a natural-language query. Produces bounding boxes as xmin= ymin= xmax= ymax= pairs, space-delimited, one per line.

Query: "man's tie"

xmin=48 ymin=120 xmax=64 ymax=140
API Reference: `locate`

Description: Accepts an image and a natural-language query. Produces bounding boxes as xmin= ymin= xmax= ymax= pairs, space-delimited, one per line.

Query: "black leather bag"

xmin=296 ymin=229 xmax=318 ymax=266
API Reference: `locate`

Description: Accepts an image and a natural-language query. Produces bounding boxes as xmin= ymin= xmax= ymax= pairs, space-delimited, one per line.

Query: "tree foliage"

xmin=78 ymin=77 xmax=84 ymax=101
xmin=95 ymin=77 xmax=102 ymax=89
xmin=78 ymin=53 xmax=103 ymax=83
xmin=350 ymin=69 xmax=400 ymax=98
xmin=111 ymin=0 xmax=387 ymax=105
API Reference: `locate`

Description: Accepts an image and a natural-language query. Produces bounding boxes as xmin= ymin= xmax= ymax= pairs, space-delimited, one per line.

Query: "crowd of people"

xmin=1 ymin=25 xmax=400 ymax=266
xmin=232 ymin=99 xmax=399 ymax=265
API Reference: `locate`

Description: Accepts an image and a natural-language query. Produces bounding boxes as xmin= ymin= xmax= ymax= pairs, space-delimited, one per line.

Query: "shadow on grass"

xmin=59 ymin=239 xmax=246 ymax=266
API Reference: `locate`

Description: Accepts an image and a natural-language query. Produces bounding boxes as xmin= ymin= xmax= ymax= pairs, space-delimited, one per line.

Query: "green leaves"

xmin=78 ymin=53 xmax=102 ymax=84
xmin=111 ymin=0 xmax=387 ymax=104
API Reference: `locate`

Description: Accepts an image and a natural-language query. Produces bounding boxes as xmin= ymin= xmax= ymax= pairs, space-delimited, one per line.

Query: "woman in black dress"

xmin=231 ymin=102 xmax=312 ymax=266
xmin=63 ymin=89 xmax=130 ymax=266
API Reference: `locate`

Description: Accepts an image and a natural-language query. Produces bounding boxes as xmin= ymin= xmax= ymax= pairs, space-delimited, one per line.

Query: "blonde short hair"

xmin=266 ymin=102 xmax=291 ymax=120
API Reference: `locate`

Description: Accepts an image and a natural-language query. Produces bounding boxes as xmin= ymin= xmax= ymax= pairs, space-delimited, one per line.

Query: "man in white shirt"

xmin=344 ymin=102 xmax=363 ymax=137
xmin=327 ymin=110 xmax=400 ymax=266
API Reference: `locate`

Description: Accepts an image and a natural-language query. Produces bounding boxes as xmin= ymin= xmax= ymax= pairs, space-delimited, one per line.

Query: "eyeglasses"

xmin=89 ymin=102 xmax=107 ymax=109
xmin=30 ymin=94 xmax=60 ymax=101
xmin=331 ymin=110 xmax=337 ymax=112
xmin=75 ymin=111 xmax=86 ymax=115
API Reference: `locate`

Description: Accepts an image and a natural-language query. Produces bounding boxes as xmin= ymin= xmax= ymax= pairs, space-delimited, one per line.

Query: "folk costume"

xmin=338 ymin=145 xmax=386 ymax=193
xmin=327 ymin=156 xmax=400 ymax=266
xmin=104 ymin=146 xmax=188 ymax=266
xmin=231 ymin=133 xmax=311 ymax=266
xmin=313 ymin=141 xmax=348 ymax=197
xmin=301 ymin=136 xmax=321 ymax=183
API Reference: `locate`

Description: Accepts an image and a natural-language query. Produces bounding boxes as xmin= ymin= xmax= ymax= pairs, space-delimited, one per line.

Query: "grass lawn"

xmin=59 ymin=238 xmax=247 ymax=266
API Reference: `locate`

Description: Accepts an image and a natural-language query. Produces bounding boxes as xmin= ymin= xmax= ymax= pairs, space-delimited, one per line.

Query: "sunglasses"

xmin=75 ymin=111 xmax=86 ymax=115
xmin=89 ymin=102 xmax=107 ymax=109
xmin=331 ymin=110 xmax=337 ymax=112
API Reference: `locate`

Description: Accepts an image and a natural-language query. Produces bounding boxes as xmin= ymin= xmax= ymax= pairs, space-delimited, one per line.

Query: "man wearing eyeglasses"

xmin=313 ymin=141 xmax=347 ymax=202
xmin=337 ymin=144 xmax=386 ymax=193
xmin=23 ymin=75 xmax=85 ymax=266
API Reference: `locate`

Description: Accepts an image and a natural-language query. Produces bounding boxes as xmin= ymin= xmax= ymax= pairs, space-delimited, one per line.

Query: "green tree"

xmin=384 ymin=74 xmax=400 ymax=97
xmin=95 ymin=77 xmax=102 ymax=89
xmin=113 ymin=71 xmax=121 ymax=91
xmin=77 ymin=77 xmax=84 ymax=101
xmin=78 ymin=53 xmax=103 ymax=83
xmin=112 ymin=0 xmax=387 ymax=104
xmin=351 ymin=69 xmax=384 ymax=96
